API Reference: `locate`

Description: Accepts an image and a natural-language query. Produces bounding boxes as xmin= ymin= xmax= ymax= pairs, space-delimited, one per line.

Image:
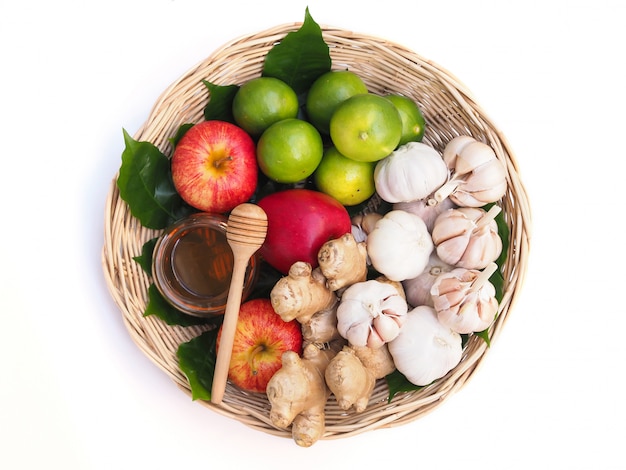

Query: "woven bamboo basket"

xmin=102 ymin=22 xmax=531 ymax=441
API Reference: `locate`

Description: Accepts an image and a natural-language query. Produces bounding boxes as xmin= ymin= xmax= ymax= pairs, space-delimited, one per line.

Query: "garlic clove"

xmin=361 ymin=212 xmax=384 ymax=233
xmin=372 ymin=313 xmax=402 ymax=343
xmin=459 ymin=231 xmax=502 ymax=269
xmin=460 ymin=159 xmax=507 ymax=192
xmin=442 ymin=135 xmax=475 ymax=169
xmin=460 ymin=181 xmax=508 ymax=206
xmin=431 ymin=282 xmax=466 ymax=312
xmin=450 ymin=161 xmax=507 ymax=207
xmin=342 ymin=317 xmax=374 ymax=348
xmin=366 ymin=329 xmax=386 ymax=349
xmin=453 ymin=141 xmax=497 ymax=176
xmin=450 ymin=287 xmax=498 ymax=334
xmin=431 ymin=209 xmax=472 ymax=243
xmin=436 ymin=236 xmax=471 ymax=266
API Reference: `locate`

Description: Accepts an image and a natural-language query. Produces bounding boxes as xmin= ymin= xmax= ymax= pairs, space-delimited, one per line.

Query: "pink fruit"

xmin=216 ymin=298 xmax=302 ymax=393
xmin=171 ymin=120 xmax=257 ymax=213
xmin=257 ymin=189 xmax=352 ymax=274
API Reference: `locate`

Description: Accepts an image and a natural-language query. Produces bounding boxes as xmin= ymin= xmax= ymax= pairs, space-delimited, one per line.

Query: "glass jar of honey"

xmin=152 ymin=212 xmax=259 ymax=317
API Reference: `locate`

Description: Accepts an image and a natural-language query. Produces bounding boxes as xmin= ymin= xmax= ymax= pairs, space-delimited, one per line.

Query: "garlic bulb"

xmin=387 ymin=305 xmax=462 ymax=386
xmin=336 ymin=280 xmax=408 ymax=348
xmin=374 ymin=142 xmax=448 ymax=203
xmin=430 ymin=263 xmax=499 ymax=334
xmin=366 ymin=210 xmax=434 ymax=282
xmin=431 ymin=205 xmax=503 ymax=269
xmin=433 ymin=136 xmax=507 ymax=207
xmin=393 ymin=196 xmax=455 ymax=232
xmin=402 ymin=252 xmax=453 ymax=308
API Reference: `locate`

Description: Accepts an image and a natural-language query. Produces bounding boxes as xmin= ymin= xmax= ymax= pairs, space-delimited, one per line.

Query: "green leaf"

xmin=117 ymin=129 xmax=193 ymax=229
xmin=471 ymin=202 xmax=510 ymax=345
xmin=133 ymin=238 xmax=158 ymax=275
xmin=169 ymin=122 xmax=195 ymax=148
xmin=144 ymin=284 xmax=211 ymax=327
xmin=385 ymin=369 xmax=424 ymax=402
xmin=202 ymin=81 xmax=239 ymax=123
xmin=177 ymin=330 xmax=219 ymax=401
xmin=475 ymin=329 xmax=491 ymax=346
xmin=262 ymin=7 xmax=331 ymax=95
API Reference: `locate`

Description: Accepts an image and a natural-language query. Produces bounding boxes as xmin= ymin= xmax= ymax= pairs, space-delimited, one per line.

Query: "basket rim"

xmin=102 ymin=22 xmax=532 ymax=443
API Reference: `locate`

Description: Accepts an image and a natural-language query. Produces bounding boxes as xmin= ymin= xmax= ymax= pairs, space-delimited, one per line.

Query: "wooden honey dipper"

xmin=211 ymin=203 xmax=268 ymax=405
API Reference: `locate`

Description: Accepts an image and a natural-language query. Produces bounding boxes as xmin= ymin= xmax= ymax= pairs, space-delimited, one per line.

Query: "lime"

xmin=313 ymin=146 xmax=376 ymax=206
xmin=385 ymin=94 xmax=426 ymax=145
xmin=306 ymin=70 xmax=368 ymax=135
xmin=257 ymin=118 xmax=324 ymax=184
xmin=329 ymin=93 xmax=402 ymax=162
xmin=232 ymin=77 xmax=299 ymax=137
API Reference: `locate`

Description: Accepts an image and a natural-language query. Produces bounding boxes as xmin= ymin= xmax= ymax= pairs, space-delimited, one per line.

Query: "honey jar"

xmin=152 ymin=212 xmax=259 ymax=317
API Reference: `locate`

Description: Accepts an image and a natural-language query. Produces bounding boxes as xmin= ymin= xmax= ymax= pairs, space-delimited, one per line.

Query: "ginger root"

xmin=351 ymin=343 xmax=396 ymax=379
xmin=270 ymin=261 xmax=337 ymax=324
xmin=318 ymin=233 xmax=368 ymax=291
xmin=301 ymin=300 xmax=342 ymax=347
xmin=266 ymin=344 xmax=334 ymax=447
xmin=325 ymin=345 xmax=375 ymax=412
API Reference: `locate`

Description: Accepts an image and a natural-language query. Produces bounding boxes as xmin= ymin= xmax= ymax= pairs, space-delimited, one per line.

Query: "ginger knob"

xmin=270 ymin=261 xmax=337 ymax=324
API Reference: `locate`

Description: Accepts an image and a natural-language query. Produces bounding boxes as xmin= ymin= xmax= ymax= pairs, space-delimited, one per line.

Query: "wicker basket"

xmin=102 ymin=22 xmax=531 ymax=441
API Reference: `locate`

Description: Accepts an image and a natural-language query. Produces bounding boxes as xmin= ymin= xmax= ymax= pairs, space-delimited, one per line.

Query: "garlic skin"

xmin=374 ymin=142 xmax=448 ymax=203
xmin=387 ymin=305 xmax=462 ymax=386
xmin=430 ymin=263 xmax=499 ymax=334
xmin=434 ymin=136 xmax=507 ymax=208
xmin=393 ymin=196 xmax=455 ymax=232
xmin=431 ymin=205 xmax=503 ymax=269
xmin=402 ymin=252 xmax=454 ymax=308
xmin=351 ymin=212 xmax=383 ymax=243
xmin=366 ymin=210 xmax=434 ymax=282
xmin=336 ymin=280 xmax=408 ymax=348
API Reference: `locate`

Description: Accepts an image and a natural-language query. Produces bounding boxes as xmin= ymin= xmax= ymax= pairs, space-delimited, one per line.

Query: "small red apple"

xmin=257 ymin=188 xmax=353 ymax=274
xmin=171 ymin=120 xmax=257 ymax=213
xmin=216 ymin=298 xmax=302 ymax=394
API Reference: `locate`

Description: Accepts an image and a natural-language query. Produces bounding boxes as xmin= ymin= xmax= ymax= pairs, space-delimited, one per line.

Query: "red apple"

xmin=257 ymin=188 xmax=352 ymax=274
xmin=216 ymin=298 xmax=302 ymax=394
xmin=171 ymin=120 xmax=257 ymax=213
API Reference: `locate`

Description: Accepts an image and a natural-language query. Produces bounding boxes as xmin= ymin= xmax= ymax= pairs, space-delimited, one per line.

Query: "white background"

xmin=2 ymin=1 xmax=624 ymax=469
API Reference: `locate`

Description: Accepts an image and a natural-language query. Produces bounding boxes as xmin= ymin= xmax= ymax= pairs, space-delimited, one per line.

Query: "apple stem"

xmin=214 ymin=155 xmax=233 ymax=168
xmin=248 ymin=344 xmax=265 ymax=375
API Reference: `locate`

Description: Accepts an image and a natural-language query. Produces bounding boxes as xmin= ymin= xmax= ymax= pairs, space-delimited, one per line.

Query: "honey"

xmin=171 ymin=226 xmax=232 ymax=297
xmin=152 ymin=213 xmax=259 ymax=317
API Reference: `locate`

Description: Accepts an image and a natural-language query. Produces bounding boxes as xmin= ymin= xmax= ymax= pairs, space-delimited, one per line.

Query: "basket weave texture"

xmin=102 ymin=23 xmax=531 ymax=440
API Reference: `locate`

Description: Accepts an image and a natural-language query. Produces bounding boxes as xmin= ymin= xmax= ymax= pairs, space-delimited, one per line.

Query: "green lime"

xmin=313 ymin=146 xmax=376 ymax=206
xmin=232 ymin=77 xmax=299 ymax=137
xmin=385 ymin=94 xmax=426 ymax=144
xmin=329 ymin=93 xmax=402 ymax=162
xmin=257 ymin=118 xmax=324 ymax=184
xmin=306 ymin=70 xmax=368 ymax=135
